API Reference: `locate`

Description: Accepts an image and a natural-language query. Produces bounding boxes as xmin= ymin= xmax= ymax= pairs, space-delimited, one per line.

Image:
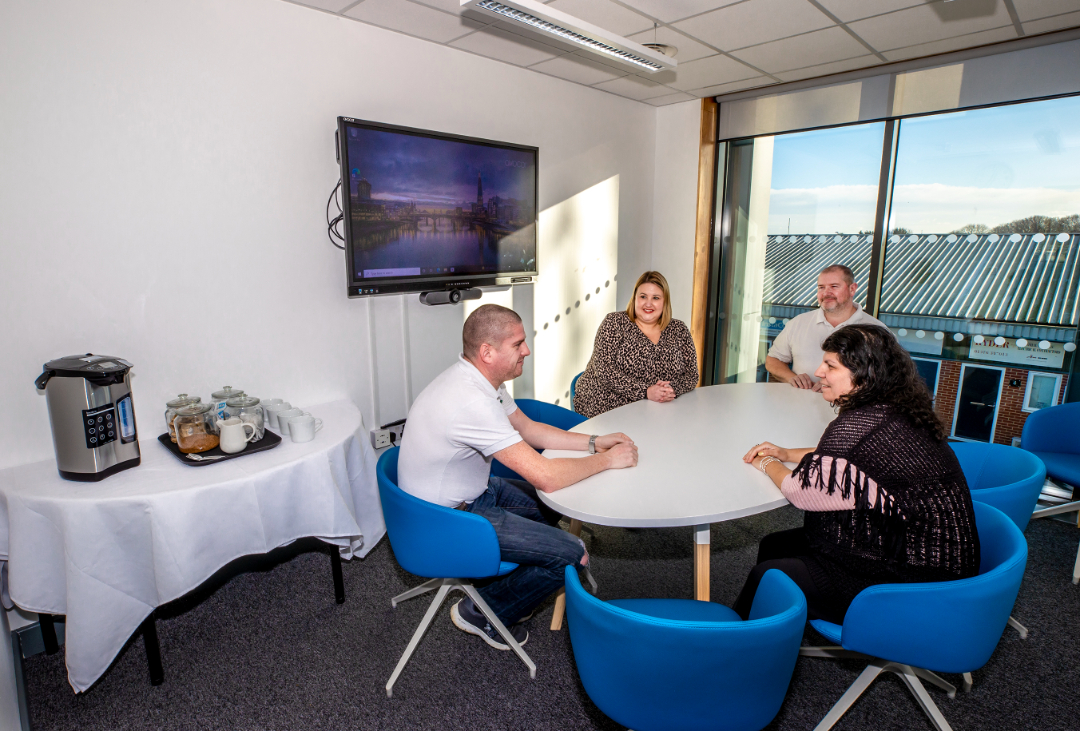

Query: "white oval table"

xmin=540 ymin=382 xmax=837 ymax=627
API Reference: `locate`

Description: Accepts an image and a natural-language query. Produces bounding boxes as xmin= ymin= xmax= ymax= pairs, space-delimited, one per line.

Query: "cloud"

xmin=767 ymin=183 xmax=1080 ymax=234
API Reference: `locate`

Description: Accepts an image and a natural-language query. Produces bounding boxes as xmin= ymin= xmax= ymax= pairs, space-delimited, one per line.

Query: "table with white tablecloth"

xmin=0 ymin=398 xmax=384 ymax=693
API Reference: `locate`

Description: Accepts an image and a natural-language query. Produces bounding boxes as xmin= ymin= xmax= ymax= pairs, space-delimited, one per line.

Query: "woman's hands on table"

xmin=647 ymin=381 xmax=676 ymax=403
xmin=743 ymin=441 xmax=793 ymax=466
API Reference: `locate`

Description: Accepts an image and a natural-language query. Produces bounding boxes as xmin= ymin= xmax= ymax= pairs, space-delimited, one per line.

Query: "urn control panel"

xmin=83 ymin=404 xmax=117 ymax=449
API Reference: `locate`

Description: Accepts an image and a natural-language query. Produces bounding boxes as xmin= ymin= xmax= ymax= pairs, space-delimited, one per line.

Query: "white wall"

xmin=0 ymin=0 xmax=657 ymax=470
xmin=651 ymin=100 xmax=702 ymax=327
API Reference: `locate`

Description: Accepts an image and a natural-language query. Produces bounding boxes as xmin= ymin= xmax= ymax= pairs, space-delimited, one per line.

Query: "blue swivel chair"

xmin=491 ymin=398 xmax=587 ymax=481
xmin=570 ymin=371 xmax=584 ymax=413
xmin=564 ymin=566 xmax=807 ymax=731
xmin=951 ymin=441 xmax=1045 ymax=640
xmin=376 ymin=447 xmax=535 ymax=697
xmin=1021 ymin=402 xmax=1080 ymax=584
xmin=800 ymin=503 xmax=1027 ymax=731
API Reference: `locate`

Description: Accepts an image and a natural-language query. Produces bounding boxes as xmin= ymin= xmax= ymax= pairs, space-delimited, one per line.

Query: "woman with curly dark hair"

xmin=732 ymin=324 xmax=980 ymax=623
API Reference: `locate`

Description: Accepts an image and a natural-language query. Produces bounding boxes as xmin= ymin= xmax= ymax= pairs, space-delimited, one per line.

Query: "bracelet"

xmin=758 ymin=456 xmax=779 ymax=474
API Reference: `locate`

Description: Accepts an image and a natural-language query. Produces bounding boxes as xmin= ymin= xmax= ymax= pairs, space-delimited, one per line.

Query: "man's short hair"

xmin=819 ymin=264 xmax=855 ymax=285
xmin=463 ymin=304 xmax=523 ymax=359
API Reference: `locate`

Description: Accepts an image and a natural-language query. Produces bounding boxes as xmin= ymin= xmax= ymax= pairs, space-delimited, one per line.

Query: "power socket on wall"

xmin=370 ymin=421 xmax=405 ymax=451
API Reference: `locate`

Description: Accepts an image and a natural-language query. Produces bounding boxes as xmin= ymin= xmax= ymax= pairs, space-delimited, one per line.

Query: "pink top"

xmin=780 ymin=456 xmax=884 ymax=512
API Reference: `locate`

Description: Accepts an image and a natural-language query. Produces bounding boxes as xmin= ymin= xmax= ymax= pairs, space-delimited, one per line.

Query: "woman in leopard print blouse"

xmin=573 ymin=271 xmax=699 ymax=418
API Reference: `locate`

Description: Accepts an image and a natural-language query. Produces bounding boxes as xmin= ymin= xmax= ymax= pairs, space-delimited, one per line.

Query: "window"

xmin=1023 ymin=372 xmax=1062 ymax=412
xmin=880 ymin=96 xmax=1080 ymax=369
xmin=709 ymin=124 xmax=886 ymax=384
xmin=911 ymin=357 xmax=941 ymax=399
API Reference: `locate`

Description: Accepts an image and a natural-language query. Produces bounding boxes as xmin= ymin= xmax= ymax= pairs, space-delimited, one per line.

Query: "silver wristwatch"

xmin=588 ymin=435 xmax=599 ymax=454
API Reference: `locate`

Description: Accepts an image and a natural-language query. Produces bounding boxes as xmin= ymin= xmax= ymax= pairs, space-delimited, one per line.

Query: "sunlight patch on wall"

xmin=532 ymin=176 xmax=620 ymax=408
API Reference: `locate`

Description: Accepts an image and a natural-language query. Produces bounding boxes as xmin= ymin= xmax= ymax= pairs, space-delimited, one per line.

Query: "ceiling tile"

xmin=544 ymin=0 xmax=654 ymax=36
xmin=614 ymin=0 xmax=743 ymax=24
xmin=345 ymin=0 xmax=482 ymax=43
xmin=410 ymin=0 xmax=473 ymax=13
xmin=653 ymin=52 xmax=762 ymax=91
xmin=1012 ymin=0 xmax=1080 ymax=22
xmin=691 ymin=75 xmax=774 ymax=96
xmin=529 ymin=52 xmax=629 ymax=84
xmin=848 ymin=0 xmax=1014 ymax=52
xmin=772 ymin=54 xmax=879 ymax=82
xmin=880 ymin=25 xmax=1018 ymax=61
xmin=449 ymin=25 xmax=566 ymax=65
xmin=1022 ymin=10 xmax=1080 ymax=33
xmin=674 ymin=0 xmax=835 ymax=51
xmin=626 ymin=25 xmax=718 ymax=64
xmin=813 ymin=0 xmax=924 ymax=23
xmin=731 ymin=26 xmax=869 ymax=72
xmin=645 ymin=91 xmax=698 ymax=105
xmin=592 ymin=73 xmax=670 ymax=100
xmin=291 ymin=0 xmax=359 ymax=11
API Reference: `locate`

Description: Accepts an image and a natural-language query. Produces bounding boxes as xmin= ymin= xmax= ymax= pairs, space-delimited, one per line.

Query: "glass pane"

xmin=714 ymin=124 xmax=886 ymax=383
xmin=881 ymin=96 xmax=1080 ymax=371
xmin=1026 ymin=374 xmax=1058 ymax=410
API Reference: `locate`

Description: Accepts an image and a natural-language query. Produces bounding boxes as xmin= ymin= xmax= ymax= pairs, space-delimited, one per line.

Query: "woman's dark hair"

xmin=821 ymin=324 xmax=947 ymax=441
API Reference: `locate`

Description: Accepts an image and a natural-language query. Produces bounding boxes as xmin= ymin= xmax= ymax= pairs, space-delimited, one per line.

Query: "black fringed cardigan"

xmin=791 ymin=403 xmax=981 ymax=613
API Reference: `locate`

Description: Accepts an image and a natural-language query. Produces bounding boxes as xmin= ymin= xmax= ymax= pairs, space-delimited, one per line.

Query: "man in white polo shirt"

xmin=766 ymin=264 xmax=885 ymax=390
xmin=399 ymin=304 xmax=638 ymax=651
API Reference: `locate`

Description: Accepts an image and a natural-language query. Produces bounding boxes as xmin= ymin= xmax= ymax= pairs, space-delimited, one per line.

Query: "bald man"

xmin=399 ymin=304 xmax=637 ymax=651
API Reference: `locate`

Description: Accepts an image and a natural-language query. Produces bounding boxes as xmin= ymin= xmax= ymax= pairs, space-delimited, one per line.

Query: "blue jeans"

xmin=464 ymin=475 xmax=586 ymax=625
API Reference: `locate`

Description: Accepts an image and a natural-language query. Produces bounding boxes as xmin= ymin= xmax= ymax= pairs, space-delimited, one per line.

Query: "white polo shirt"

xmin=398 ymin=355 xmax=522 ymax=507
xmin=768 ymin=305 xmax=885 ymax=382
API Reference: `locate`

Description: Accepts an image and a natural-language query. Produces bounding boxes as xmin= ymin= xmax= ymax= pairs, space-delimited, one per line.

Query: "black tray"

xmin=157 ymin=429 xmax=282 ymax=466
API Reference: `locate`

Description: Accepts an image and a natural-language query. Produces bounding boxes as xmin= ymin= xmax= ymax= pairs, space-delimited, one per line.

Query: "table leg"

xmin=550 ymin=519 xmax=583 ymax=631
xmin=37 ymin=614 xmax=59 ymax=655
xmin=693 ymin=524 xmax=711 ymax=601
xmin=141 ymin=612 xmax=164 ymax=686
xmin=330 ymin=548 xmax=345 ymax=604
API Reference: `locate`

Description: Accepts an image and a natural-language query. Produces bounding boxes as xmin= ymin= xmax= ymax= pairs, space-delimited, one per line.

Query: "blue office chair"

xmin=565 ymin=566 xmax=807 ymax=731
xmin=801 ymin=503 xmax=1027 ymax=731
xmin=376 ymin=447 xmax=535 ymax=697
xmin=1021 ymin=402 xmax=1080 ymax=584
xmin=491 ymin=398 xmax=587 ymax=481
xmin=952 ymin=442 xmax=1045 ymax=640
xmin=570 ymin=371 xmax=584 ymax=413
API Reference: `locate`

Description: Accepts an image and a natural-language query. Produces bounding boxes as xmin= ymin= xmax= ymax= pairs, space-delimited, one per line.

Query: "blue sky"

xmin=766 ymin=95 xmax=1080 ymax=234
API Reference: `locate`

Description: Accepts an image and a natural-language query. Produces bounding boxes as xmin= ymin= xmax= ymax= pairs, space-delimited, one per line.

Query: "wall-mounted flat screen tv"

xmin=336 ymin=117 xmax=538 ymax=298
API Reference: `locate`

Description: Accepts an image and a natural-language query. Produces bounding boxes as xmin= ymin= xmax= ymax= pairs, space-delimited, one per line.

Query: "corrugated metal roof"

xmin=763 ymin=234 xmax=871 ymax=309
xmin=763 ymin=232 xmax=1080 ymax=329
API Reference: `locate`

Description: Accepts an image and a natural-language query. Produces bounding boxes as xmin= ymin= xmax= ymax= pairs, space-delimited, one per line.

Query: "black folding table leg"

xmin=331 ymin=549 xmax=345 ymax=604
xmin=141 ymin=612 xmax=164 ymax=686
xmin=38 ymin=614 xmax=60 ymax=655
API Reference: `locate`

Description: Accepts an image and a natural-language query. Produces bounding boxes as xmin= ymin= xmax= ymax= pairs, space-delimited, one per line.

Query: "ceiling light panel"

xmin=459 ymin=0 xmax=677 ymax=72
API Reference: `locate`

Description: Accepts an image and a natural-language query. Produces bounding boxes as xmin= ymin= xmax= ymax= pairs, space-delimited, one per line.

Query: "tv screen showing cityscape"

xmin=340 ymin=120 xmax=537 ymax=287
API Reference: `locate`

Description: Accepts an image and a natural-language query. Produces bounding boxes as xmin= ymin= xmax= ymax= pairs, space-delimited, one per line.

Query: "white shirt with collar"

xmin=398 ymin=354 xmax=522 ymax=507
xmin=767 ymin=305 xmax=885 ymax=382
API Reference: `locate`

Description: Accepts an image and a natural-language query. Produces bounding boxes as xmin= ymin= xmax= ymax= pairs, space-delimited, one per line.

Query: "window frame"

xmin=1022 ymin=371 xmax=1063 ymax=413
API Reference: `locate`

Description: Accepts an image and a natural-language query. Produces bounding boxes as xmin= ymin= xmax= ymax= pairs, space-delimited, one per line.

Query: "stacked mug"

xmin=264 ymin=400 xmax=323 ymax=443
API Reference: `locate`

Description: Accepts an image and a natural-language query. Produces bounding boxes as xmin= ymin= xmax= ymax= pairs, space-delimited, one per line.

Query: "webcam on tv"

xmin=419 ymin=288 xmax=482 ymax=306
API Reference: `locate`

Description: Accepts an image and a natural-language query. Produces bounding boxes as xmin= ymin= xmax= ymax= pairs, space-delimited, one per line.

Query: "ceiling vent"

xmin=460 ymin=0 xmax=677 ymax=73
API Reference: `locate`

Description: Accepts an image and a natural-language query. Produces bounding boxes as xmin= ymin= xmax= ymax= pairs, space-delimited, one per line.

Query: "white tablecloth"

xmin=0 ymin=398 xmax=384 ymax=693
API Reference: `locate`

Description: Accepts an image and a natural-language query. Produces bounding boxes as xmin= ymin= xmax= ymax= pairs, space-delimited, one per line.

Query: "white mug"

xmin=217 ymin=417 xmax=258 ymax=454
xmin=265 ymin=402 xmax=291 ymax=430
xmin=276 ymin=408 xmax=308 ymax=426
xmin=287 ymin=415 xmax=323 ymax=443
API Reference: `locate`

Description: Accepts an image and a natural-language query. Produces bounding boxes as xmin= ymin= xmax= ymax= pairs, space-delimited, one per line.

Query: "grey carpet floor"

xmin=23 ymin=507 xmax=1080 ymax=731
